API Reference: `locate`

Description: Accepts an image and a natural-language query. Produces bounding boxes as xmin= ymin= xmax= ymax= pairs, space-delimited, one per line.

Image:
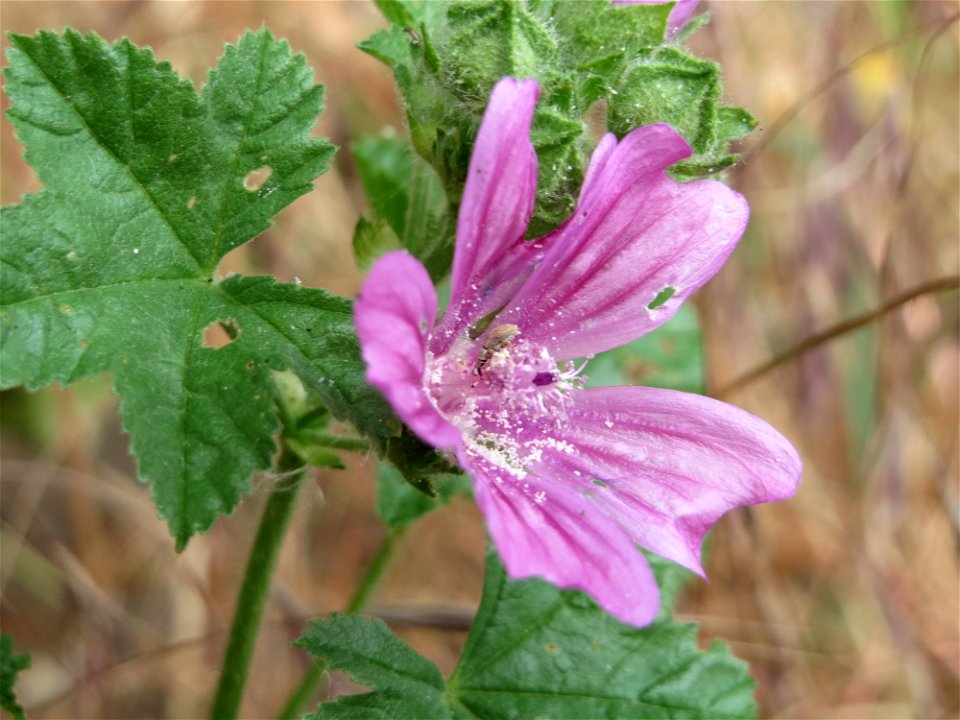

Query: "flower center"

xmin=424 ymin=329 xmax=583 ymax=476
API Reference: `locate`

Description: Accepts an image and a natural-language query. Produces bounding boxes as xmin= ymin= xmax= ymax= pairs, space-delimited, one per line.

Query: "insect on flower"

xmin=475 ymin=323 xmax=520 ymax=375
xmin=355 ymin=77 xmax=801 ymax=627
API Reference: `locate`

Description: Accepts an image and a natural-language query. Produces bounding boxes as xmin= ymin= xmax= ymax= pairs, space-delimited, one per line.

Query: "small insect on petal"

xmin=476 ymin=324 xmax=520 ymax=376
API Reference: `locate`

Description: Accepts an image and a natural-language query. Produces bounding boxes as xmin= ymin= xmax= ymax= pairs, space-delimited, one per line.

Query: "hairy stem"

xmin=299 ymin=431 xmax=372 ymax=452
xmin=210 ymin=450 xmax=306 ymax=720
xmin=276 ymin=528 xmax=406 ymax=720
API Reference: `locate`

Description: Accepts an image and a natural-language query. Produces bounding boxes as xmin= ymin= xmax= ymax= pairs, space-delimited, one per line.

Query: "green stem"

xmin=276 ymin=527 xmax=406 ymax=720
xmin=346 ymin=527 xmax=406 ymax=613
xmin=210 ymin=450 xmax=306 ymax=720
xmin=298 ymin=430 xmax=372 ymax=452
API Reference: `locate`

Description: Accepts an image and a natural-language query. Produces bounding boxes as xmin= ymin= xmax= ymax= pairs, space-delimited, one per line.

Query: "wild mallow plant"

xmin=0 ymin=1 xmax=800 ymax=718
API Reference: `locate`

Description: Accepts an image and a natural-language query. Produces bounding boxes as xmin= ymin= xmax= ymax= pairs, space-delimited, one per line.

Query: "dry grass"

xmin=1 ymin=2 xmax=957 ymax=718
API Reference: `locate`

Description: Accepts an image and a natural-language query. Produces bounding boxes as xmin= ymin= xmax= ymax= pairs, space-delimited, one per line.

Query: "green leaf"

xmin=352 ymin=137 xmax=412 ymax=238
xmin=525 ymin=104 xmax=590 ymax=236
xmin=716 ymin=107 xmax=758 ymax=144
xmin=351 ymin=136 xmax=453 ymax=280
xmin=373 ymin=0 xmax=419 ymax=29
xmin=438 ymin=0 xmax=559 ymax=99
xmin=296 ymin=613 xmax=448 ymax=720
xmin=357 ymin=26 xmax=413 ymax=70
xmin=586 ymin=302 xmax=705 ymax=394
xmin=548 ymin=0 xmax=670 ymax=70
xmin=0 ymin=30 xmax=392 ymax=548
xmin=643 ymin=549 xmax=696 ymax=618
xmin=301 ymin=550 xmax=754 ymax=719
xmin=352 ymin=217 xmax=401 ymax=272
xmin=376 ymin=460 xmax=472 ymax=530
xmin=0 ymin=634 xmax=31 ymax=720
xmin=447 ymin=548 xmax=755 ymax=719
xmin=666 ymin=105 xmax=757 ymax=179
xmin=610 ymin=47 xmax=720 ymax=153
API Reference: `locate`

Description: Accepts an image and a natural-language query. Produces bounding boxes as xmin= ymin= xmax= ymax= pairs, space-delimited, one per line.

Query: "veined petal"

xmin=463 ymin=451 xmax=661 ymax=627
xmin=577 ymin=132 xmax=617 ymax=202
xmin=432 ymin=77 xmax=542 ymax=354
xmin=355 ymin=251 xmax=461 ymax=449
xmin=499 ymin=124 xmax=749 ymax=361
xmin=531 ymin=386 xmax=801 ymax=575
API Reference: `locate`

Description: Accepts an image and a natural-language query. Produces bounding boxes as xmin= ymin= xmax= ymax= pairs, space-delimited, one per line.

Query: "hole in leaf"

xmin=243 ymin=166 xmax=273 ymax=191
xmin=648 ymin=286 xmax=675 ymax=310
xmin=202 ymin=318 xmax=241 ymax=349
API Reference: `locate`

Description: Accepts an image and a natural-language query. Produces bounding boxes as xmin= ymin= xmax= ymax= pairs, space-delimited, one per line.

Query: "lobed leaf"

xmin=0 ymin=30 xmax=391 ymax=548
xmin=296 ymin=613 xmax=448 ymax=719
xmin=351 ymin=136 xmax=453 ymax=280
xmin=301 ymin=550 xmax=755 ymax=719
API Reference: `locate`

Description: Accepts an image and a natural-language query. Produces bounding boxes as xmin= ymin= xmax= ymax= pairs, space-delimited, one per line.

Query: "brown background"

xmin=1 ymin=2 xmax=958 ymax=718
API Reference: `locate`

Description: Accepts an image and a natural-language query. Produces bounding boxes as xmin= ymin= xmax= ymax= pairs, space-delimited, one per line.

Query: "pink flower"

xmin=613 ymin=0 xmax=701 ymax=35
xmin=355 ymin=78 xmax=800 ymax=626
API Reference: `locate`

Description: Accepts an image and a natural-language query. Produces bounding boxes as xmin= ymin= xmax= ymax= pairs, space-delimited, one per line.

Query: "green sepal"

xmin=376 ymin=461 xmax=472 ymax=530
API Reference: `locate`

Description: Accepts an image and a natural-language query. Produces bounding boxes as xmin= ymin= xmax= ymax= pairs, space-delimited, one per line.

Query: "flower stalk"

xmin=210 ymin=448 xmax=307 ymax=720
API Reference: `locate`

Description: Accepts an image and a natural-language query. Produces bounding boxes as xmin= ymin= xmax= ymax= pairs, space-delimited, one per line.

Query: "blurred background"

xmin=1 ymin=1 xmax=957 ymax=718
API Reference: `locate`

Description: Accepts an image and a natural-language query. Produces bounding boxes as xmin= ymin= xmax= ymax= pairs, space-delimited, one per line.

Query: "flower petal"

xmin=463 ymin=451 xmax=661 ymax=627
xmin=431 ymin=77 xmax=542 ymax=354
xmin=529 ymin=386 xmax=801 ymax=575
xmin=577 ymin=132 xmax=617 ymax=202
xmin=355 ymin=251 xmax=461 ymax=449
xmin=498 ymin=124 xmax=749 ymax=361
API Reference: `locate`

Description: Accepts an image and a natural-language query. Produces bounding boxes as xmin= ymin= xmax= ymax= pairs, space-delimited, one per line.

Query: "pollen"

xmin=426 ymin=333 xmax=584 ymax=476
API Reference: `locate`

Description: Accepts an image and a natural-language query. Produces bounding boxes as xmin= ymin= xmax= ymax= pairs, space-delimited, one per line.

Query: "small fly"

xmin=475 ymin=324 xmax=520 ymax=376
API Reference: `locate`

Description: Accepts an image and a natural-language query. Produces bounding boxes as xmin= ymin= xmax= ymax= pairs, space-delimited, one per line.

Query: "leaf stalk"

xmin=276 ymin=527 xmax=406 ymax=719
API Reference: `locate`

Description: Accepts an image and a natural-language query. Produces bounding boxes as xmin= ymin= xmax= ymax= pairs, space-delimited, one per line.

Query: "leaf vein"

xmin=14 ymin=36 xmax=205 ymax=272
